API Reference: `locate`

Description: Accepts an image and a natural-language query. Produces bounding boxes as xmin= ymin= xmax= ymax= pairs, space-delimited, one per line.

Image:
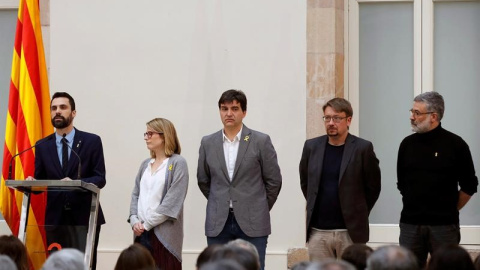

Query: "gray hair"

xmin=413 ymin=91 xmax=445 ymax=121
xmin=0 ymin=255 xmax=17 ymax=270
xmin=366 ymin=245 xmax=419 ymax=270
xmin=306 ymin=259 xmax=355 ymax=270
xmin=41 ymin=249 xmax=86 ymax=270
xmin=225 ymin=239 xmax=260 ymax=262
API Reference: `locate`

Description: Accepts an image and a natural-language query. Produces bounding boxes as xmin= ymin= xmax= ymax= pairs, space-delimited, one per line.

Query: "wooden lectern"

xmin=5 ymin=180 xmax=100 ymax=270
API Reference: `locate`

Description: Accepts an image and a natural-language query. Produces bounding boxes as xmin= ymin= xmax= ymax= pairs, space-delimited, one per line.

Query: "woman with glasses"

xmin=128 ymin=118 xmax=188 ymax=270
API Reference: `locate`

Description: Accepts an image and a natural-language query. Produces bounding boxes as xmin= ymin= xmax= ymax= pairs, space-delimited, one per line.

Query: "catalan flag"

xmin=0 ymin=0 xmax=52 ymax=268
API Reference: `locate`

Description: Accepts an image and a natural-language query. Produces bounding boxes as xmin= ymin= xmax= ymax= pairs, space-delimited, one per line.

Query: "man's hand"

xmin=133 ymin=222 xmax=145 ymax=236
xmin=60 ymin=177 xmax=73 ymax=181
xmin=25 ymin=176 xmax=36 ymax=181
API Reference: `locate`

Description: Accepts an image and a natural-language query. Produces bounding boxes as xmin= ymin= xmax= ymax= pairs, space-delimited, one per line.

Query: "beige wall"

xmin=47 ymin=1 xmax=306 ymax=269
xmin=4 ymin=0 xmax=407 ymax=268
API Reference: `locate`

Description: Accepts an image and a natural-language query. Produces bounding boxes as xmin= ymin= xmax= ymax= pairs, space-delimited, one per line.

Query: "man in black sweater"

xmin=397 ymin=91 xmax=478 ymax=268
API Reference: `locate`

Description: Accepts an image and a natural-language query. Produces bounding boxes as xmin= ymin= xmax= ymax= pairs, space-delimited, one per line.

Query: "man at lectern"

xmin=26 ymin=92 xmax=106 ymax=270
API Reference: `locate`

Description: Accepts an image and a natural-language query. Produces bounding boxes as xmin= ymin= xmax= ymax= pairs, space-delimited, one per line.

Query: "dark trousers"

xmin=46 ymin=210 xmax=101 ymax=270
xmin=399 ymin=223 xmax=460 ymax=268
xmin=207 ymin=210 xmax=268 ymax=270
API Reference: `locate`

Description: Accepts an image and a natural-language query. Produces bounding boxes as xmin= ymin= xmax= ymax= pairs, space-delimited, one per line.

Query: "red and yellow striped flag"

xmin=0 ymin=0 xmax=52 ymax=268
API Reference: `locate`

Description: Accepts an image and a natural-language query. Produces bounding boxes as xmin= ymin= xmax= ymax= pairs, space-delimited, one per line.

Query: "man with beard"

xmin=300 ymin=97 xmax=381 ymax=261
xmin=26 ymin=92 xmax=106 ymax=270
xmin=397 ymin=91 xmax=477 ymax=268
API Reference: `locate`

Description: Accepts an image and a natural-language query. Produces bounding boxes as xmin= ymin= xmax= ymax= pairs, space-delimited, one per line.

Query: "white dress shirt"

xmin=222 ymin=127 xmax=242 ymax=207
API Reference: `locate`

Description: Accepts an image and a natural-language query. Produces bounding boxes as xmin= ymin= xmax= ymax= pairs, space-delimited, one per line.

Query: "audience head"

xmin=366 ymin=245 xmax=419 ymax=270
xmin=474 ymin=254 xmax=480 ymax=270
xmin=226 ymin=239 xmax=260 ymax=264
xmin=210 ymin=246 xmax=259 ymax=270
xmin=341 ymin=243 xmax=374 ymax=270
xmin=292 ymin=261 xmax=312 ymax=270
xmin=0 ymin=255 xmax=17 ymax=270
xmin=0 ymin=235 xmax=28 ymax=270
xmin=427 ymin=244 xmax=474 ymax=270
xmin=197 ymin=244 xmax=223 ymax=269
xmin=306 ymin=259 xmax=355 ymax=270
xmin=41 ymin=248 xmax=86 ymax=270
xmin=114 ymin=244 xmax=155 ymax=270
xmin=200 ymin=259 xmax=246 ymax=270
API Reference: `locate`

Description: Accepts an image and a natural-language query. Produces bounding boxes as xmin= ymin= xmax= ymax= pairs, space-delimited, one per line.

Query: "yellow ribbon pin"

xmin=244 ymin=135 xmax=249 ymax=142
xmin=168 ymin=164 xmax=173 ymax=171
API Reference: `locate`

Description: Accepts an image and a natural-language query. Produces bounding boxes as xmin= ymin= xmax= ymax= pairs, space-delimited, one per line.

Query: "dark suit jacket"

xmin=34 ymin=128 xmax=106 ymax=227
xmin=197 ymin=125 xmax=282 ymax=237
xmin=299 ymin=133 xmax=380 ymax=243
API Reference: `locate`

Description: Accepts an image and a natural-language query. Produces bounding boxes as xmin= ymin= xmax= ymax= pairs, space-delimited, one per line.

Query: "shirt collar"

xmin=55 ymin=128 xmax=76 ymax=143
xmin=222 ymin=126 xmax=243 ymax=143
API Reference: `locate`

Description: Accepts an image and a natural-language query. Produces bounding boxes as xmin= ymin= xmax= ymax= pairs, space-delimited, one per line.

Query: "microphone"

xmin=8 ymin=137 xmax=49 ymax=180
xmin=62 ymin=133 xmax=82 ymax=180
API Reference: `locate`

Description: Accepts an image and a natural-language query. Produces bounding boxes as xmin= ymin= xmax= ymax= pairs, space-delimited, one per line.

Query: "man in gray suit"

xmin=197 ymin=89 xmax=282 ymax=270
xmin=300 ymin=98 xmax=381 ymax=261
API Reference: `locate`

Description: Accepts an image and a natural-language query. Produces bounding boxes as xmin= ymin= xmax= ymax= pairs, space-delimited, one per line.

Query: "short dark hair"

xmin=342 ymin=244 xmax=374 ymax=270
xmin=218 ymin=89 xmax=247 ymax=112
xmin=197 ymin=244 xmax=224 ymax=268
xmin=51 ymin=92 xmax=76 ymax=111
xmin=322 ymin=98 xmax=353 ymax=117
xmin=427 ymin=244 xmax=475 ymax=270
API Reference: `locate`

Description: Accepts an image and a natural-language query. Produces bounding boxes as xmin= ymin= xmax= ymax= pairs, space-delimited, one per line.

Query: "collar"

xmin=222 ymin=126 xmax=243 ymax=143
xmin=55 ymin=128 xmax=76 ymax=143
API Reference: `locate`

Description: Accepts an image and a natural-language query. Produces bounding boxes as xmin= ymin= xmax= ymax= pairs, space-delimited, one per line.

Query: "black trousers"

xmin=46 ymin=209 xmax=101 ymax=270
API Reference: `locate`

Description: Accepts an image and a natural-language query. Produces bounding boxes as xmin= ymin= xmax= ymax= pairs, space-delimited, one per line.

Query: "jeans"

xmin=399 ymin=223 xmax=460 ymax=268
xmin=207 ymin=210 xmax=268 ymax=270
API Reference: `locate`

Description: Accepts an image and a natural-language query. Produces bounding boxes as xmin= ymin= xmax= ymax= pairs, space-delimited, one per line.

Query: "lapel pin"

xmin=244 ymin=135 xmax=249 ymax=142
xmin=168 ymin=164 xmax=173 ymax=171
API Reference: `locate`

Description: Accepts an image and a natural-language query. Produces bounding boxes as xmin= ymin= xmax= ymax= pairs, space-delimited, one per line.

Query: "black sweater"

xmin=397 ymin=123 xmax=478 ymax=225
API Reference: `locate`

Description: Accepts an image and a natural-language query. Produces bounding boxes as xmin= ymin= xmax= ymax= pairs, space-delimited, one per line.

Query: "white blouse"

xmin=137 ymin=158 xmax=169 ymax=230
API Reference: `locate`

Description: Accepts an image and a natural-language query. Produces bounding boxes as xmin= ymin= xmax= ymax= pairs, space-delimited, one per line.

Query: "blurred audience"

xmin=306 ymin=259 xmax=355 ymax=270
xmin=0 ymin=235 xmax=28 ymax=270
xmin=41 ymin=248 xmax=86 ymax=270
xmin=341 ymin=243 xmax=373 ymax=270
xmin=199 ymin=259 xmax=246 ymax=270
xmin=0 ymin=255 xmax=17 ymax=270
xmin=226 ymin=239 xmax=260 ymax=263
xmin=426 ymin=244 xmax=474 ymax=270
xmin=366 ymin=245 xmax=418 ymax=270
xmin=292 ymin=261 xmax=312 ymax=270
xmin=114 ymin=244 xmax=156 ymax=270
xmin=197 ymin=244 xmax=223 ymax=270
xmin=474 ymin=254 xmax=480 ymax=270
xmin=210 ymin=246 xmax=260 ymax=270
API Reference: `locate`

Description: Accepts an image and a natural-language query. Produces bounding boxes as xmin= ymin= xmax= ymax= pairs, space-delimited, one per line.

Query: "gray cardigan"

xmin=129 ymin=154 xmax=189 ymax=261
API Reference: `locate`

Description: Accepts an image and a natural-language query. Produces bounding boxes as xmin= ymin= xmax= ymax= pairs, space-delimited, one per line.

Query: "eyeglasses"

xmin=143 ymin=131 xmax=163 ymax=138
xmin=409 ymin=109 xmax=434 ymax=117
xmin=323 ymin=116 xmax=348 ymax=123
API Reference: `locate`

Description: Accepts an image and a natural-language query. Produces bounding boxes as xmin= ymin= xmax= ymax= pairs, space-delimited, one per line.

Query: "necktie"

xmin=62 ymin=138 xmax=69 ymax=174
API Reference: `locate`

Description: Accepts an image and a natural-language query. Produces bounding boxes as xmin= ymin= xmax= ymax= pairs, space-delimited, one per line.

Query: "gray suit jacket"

xmin=299 ymin=133 xmax=381 ymax=243
xmin=197 ymin=125 xmax=282 ymax=237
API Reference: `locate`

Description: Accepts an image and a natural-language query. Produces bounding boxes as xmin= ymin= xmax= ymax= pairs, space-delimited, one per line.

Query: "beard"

xmin=411 ymin=119 xmax=430 ymax=133
xmin=51 ymin=115 xmax=73 ymax=129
